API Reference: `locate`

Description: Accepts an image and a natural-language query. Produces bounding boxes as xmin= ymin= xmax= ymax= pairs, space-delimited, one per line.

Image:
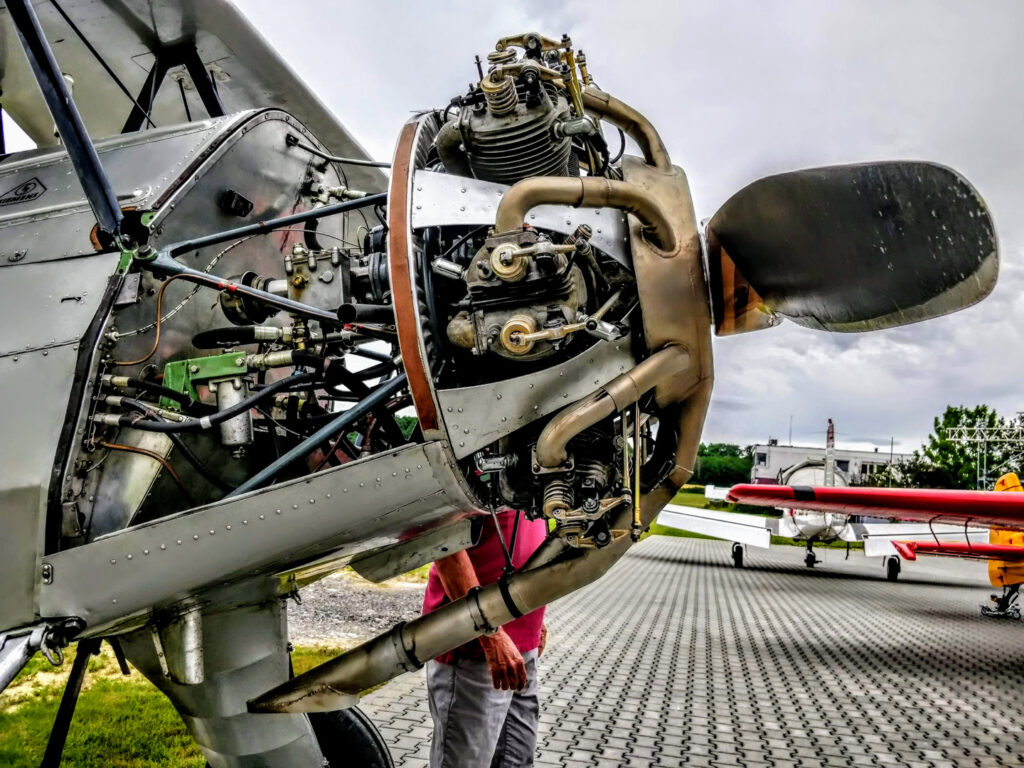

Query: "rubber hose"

xmin=115 ymin=373 xmax=317 ymax=433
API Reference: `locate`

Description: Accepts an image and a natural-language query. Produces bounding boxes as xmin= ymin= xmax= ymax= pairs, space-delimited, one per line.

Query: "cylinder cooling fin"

xmin=433 ymin=35 xmax=605 ymax=185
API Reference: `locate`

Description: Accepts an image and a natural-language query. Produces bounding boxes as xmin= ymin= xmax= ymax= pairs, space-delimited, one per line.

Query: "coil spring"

xmin=487 ymin=49 xmax=517 ymax=66
xmin=577 ymin=456 xmax=610 ymax=492
xmin=481 ymin=73 xmax=519 ymax=116
xmin=542 ymin=479 xmax=574 ymax=519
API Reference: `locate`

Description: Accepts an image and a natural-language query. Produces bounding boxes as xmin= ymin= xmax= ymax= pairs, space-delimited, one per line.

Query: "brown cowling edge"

xmin=387 ymin=119 xmax=440 ymax=432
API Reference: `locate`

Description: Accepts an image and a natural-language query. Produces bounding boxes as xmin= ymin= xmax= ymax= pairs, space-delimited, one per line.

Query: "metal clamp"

xmin=466 ymin=586 xmax=498 ymax=635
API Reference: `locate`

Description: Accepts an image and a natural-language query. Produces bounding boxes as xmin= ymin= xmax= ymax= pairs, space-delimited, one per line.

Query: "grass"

xmin=0 ymin=646 xmax=207 ymax=768
xmin=0 ymin=638 xmax=352 ymax=767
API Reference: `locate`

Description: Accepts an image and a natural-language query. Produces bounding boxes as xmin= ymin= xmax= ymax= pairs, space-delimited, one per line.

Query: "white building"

xmin=750 ymin=439 xmax=912 ymax=485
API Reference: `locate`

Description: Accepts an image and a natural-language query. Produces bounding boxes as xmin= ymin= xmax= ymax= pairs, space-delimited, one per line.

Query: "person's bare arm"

xmin=434 ymin=551 xmax=526 ymax=691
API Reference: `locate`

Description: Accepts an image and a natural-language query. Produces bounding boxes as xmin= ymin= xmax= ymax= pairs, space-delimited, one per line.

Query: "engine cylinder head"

xmin=435 ymin=46 xmax=573 ymax=185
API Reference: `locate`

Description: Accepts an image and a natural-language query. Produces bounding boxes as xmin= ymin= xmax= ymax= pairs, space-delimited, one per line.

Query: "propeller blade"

xmin=706 ymin=161 xmax=997 ymax=335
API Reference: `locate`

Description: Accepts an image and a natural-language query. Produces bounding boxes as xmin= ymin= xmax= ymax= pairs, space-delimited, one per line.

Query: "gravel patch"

xmin=289 ymin=570 xmax=427 ymax=645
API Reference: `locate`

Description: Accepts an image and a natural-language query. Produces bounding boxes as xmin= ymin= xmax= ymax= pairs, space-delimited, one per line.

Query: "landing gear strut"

xmin=804 ymin=541 xmax=817 ymax=568
xmin=982 ymin=584 xmax=1022 ymax=620
xmin=885 ymin=556 xmax=901 ymax=582
xmin=731 ymin=542 xmax=744 ymax=568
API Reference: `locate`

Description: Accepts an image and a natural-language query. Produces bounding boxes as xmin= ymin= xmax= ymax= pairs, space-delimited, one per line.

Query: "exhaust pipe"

xmin=534 ymin=345 xmax=692 ymax=469
xmin=494 ymin=176 xmax=677 ymax=252
xmin=581 ymin=86 xmax=672 ymax=173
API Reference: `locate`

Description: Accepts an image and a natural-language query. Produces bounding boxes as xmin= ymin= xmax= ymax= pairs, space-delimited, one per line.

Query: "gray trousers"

xmin=426 ymin=650 xmax=539 ymax=768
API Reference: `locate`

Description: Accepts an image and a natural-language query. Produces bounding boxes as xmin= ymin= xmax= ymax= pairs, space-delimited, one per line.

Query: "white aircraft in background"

xmin=658 ymin=421 xmax=987 ymax=580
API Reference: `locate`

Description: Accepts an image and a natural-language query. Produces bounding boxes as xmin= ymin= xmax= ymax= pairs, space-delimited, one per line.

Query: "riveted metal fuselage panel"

xmin=0 ymin=120 xmax=234 ymax=265
xmin=39 ymin=442 xmax=476 ymax=629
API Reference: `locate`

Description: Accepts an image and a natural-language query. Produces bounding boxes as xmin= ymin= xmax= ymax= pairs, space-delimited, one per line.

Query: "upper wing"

xmin=0 ymin=0 xmax=383 ymax=190
xmin=728 ymin=484 xmax=1024 ymax=533
xmin=656 ymin=504 xmax=772 ymax=549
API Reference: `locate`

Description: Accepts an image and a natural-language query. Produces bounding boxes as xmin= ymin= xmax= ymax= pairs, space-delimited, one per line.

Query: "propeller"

xmin=705 ymin=161 xmax=998 ymax=335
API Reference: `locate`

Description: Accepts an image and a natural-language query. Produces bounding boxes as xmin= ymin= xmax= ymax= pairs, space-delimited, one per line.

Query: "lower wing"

xmin=892 ymin=541 xmax=1024 ymax=562
xmin=656 ymin=504 xmax=772 ymax=548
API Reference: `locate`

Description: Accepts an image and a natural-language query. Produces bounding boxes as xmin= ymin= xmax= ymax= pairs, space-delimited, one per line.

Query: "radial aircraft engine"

xmin=0 ymin=4 xmax=998 ymax=765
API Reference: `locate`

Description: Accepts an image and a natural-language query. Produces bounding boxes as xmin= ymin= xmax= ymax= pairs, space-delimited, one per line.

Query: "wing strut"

xmin=6 ymin=0 xmax=124 ymax=241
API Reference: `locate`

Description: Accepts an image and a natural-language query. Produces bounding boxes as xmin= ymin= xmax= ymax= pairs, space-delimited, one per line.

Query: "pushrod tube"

xmin=160 ymin=193 xmax=387 ymax=259
xmin=227 ymin=374 xmax=408 ymax=497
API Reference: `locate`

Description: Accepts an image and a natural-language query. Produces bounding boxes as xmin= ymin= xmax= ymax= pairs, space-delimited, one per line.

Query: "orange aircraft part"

xmin=988 ymin=473 xmax=1024 ymax=588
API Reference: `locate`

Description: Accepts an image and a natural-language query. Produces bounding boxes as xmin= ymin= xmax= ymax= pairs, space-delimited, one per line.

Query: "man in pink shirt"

xmin=422 ymin=509 xmax=548 ymax=767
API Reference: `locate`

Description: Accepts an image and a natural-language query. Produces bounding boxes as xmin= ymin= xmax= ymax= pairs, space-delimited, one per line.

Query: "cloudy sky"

xmin=14 ymin=1 xmax=1021 ymax=454
xmin=240 ymin=0 xmax=1022 ymax=453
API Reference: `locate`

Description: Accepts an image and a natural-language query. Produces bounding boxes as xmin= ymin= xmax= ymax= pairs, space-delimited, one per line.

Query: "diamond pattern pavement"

xmin=359 ymin=536 xmax=1024 ymax=767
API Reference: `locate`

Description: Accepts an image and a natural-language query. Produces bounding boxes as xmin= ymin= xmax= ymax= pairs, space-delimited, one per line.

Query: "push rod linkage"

xmin=138 ymin=193 xmax=388 ymax=325
xmin=6 ymin=0 xmax=124 ymax=240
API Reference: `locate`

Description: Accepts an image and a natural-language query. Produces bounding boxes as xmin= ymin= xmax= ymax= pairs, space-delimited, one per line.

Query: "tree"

xmin=865 ymin=405 xmax=1021 ymax=489
xmin=699 ymin=442 xmax=744 ymax=458
xmin=863 ymin=453 xmax=946 ymax=489
xmin=921 ymin=405 xmax=1016 ymax=489
xmin=691 ymin=443 xmax=752 ymax=486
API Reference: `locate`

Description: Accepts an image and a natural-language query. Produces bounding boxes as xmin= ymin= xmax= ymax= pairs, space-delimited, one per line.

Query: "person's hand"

xmin=538 ymin=623 xmax=547 ymax=657
xmin=479 ymin=629 xmax=526 ymax=691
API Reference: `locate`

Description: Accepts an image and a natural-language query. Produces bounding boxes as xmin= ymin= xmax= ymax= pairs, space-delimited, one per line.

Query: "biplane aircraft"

xmin=0 ymin=0 xmax=999 ymax=765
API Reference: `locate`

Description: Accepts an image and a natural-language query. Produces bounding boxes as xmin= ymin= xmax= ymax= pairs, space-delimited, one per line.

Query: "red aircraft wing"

xmin=727 ymin=484 xmax=1024 ymax=533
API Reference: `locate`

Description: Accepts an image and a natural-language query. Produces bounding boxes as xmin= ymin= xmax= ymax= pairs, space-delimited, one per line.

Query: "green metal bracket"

xmin=161 ymin=352 xmax=248 ymax=410
xmin=115 ymin=246 xmax=136 ymax=275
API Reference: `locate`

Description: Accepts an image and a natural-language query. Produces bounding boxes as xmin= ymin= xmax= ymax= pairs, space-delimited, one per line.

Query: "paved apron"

xmin=360 ymin=537 xmax=1024 ymax=767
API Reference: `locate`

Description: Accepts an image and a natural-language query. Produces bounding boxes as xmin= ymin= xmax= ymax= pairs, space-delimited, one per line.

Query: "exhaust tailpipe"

xmin=249 ymin=486 xmax=673 ymax=714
